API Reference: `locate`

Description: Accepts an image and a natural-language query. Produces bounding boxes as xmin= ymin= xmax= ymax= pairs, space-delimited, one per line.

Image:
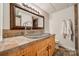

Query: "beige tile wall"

xmin=3 ymin=29 xmax=44 ymax=38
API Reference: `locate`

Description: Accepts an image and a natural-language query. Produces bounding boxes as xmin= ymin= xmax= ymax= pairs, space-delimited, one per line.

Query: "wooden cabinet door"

xmin=48 ymin=36 xmax=55 ymax=56
xmin=20 ymin=44 xmax=37 ymax=56
xmin=37 ymin=46 xmax=48 ymax=56
xmin=48 ymin=44 xmax=54 ymax=56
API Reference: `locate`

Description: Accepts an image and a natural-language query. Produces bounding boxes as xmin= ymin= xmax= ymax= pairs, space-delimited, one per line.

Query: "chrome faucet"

xmin=23 ymin=21 xmax=32 ymax=36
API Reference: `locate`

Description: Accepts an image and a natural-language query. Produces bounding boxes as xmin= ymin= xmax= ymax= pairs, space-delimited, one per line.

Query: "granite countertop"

xmin=0 ymin=35 xmax=50 ymax=52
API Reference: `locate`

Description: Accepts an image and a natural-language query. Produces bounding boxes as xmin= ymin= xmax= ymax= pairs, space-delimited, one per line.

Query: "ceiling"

xmin=32 ymin=3 xmax=74 ymax=14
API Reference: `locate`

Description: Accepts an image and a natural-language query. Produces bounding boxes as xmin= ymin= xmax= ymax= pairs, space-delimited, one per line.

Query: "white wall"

xmin=49 ymin=6 xmax=75 ymax=50
xmin=3 ymin=3 xmax=49 ymax=33
xmin=3 ymin=3 xmax=10 ymax=29
xmin=0 ymin=3 xmax=3 ymax=41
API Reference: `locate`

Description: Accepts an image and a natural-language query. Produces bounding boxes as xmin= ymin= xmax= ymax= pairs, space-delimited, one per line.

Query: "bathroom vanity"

xmin=0 ymin=35 xmax=55 ymax=56
xmin=1 ymin=3 xmax=55 ymax=56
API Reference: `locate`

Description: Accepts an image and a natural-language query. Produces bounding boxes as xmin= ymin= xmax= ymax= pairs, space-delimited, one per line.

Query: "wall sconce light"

xmin=22 ymin=3 xmax=40 ymax=14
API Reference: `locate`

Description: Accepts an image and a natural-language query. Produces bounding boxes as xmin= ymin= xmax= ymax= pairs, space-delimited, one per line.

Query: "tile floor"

xmin=54 ymin=46 xmax=76 ymax=56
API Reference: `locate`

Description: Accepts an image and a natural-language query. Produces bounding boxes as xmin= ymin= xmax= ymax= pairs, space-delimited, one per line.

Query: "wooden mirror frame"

xmin=10 ymin=3 xmax=45 ymax=30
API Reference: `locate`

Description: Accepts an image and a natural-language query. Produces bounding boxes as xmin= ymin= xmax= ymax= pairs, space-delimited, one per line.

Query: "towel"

xmin=62 ymin=19 xmax=67 ymax=34
xmin=66 ymin=19 xmax=72 ymax=35
xmin=61 ymin=19 xmax=73 ymax=41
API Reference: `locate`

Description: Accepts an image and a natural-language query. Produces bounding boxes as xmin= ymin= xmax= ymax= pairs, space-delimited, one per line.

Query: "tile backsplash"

xmin=3 ymin=29 xmax=44 ymax=38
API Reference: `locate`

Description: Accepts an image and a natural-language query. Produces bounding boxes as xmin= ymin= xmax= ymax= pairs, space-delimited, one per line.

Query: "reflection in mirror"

xmin=10 ymin=3 xmax=44 ymax=30
xmin=15 ymin=15 xmax=21 ymax=26
xmin=32 ymin=15 xmax=43 ymax=29
xmin=15 ymin=7 xmax=32 ymax=27
xmin=38 ymin=17 xmax=43 ymax=27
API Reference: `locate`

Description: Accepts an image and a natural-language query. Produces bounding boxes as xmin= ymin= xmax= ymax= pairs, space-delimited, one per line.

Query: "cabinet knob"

xmin=48 ymin=45 xmax=51 ymax=49
xmin=47 ymin=47 xmax=49 ymax=50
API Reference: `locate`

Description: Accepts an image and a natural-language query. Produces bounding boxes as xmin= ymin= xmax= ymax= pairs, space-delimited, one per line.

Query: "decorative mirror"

xmin=10 ymin=3 xmax=44 ymax=30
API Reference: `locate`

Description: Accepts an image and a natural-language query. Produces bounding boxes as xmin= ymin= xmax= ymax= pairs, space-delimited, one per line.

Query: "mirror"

xmin=10 ymin=3 xmax=44 ymax=30
xmin=15 ymin=7 xmax=33 ymax=27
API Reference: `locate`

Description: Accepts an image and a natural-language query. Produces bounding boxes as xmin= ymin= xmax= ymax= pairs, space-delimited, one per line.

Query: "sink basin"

xmin=26 ymin=36 xmax=41 ymax=39
xmin=24 ymin=33 xmax=50 ymax=39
